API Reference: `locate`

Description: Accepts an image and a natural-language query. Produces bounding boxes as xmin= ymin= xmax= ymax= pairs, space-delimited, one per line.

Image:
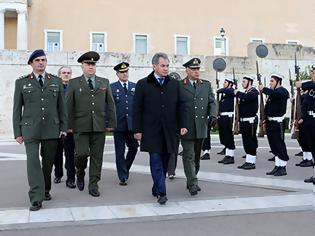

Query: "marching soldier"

xmin=296 ymin=64 xmax=315 ymax=184
xmin=66 ymin=51 xmax=116 ymax=197
xmin=217 ymin=78 xmax=236 ymax=165
xmin=111 ymin=62 xmax=138 ymax=186
xmin=259 ymin=74 xmax=290 ymax=176
xmin=179 ymin=58 xmax=216 ymax=196
xmin=235 ymin=75 xmax=259 ymax=169
xmin=13 ymin=49 xmax=67 ymax=211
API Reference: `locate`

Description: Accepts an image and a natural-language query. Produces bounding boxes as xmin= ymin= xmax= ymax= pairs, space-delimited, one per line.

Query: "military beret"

xmin=28 ymin=49 xmax=46 ymax=64
xmin=271 ymin=73 xmax=284 ymax=81
xmin=114 ymin=62 xmax=129 ymax=72
xmin=77 ymin=51 xmax=100 ymax=63
xmin=243 ymin=75 xmax=255 ymax=81
xmin=225 ymin=78 xmax=234 ymax=84
xmin=183 ymin=58 xmax=201 ymax=68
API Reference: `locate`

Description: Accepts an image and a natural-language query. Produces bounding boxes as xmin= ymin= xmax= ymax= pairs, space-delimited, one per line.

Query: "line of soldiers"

xmin=13 ymin=49 xmax=315 ymax=210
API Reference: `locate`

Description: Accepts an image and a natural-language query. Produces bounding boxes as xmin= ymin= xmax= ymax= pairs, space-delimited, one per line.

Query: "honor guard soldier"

xmin=13 ymin=49 xmax=67 ymax=211
xmin=111 ymin=62 xmax=138 ymax=186
xmin=179 ymin=58 xmax=216 ymax=196
xmin=66 ymin=51 xmax=116 ymax=197
xmin=259 ymin=73 xmax=290 ymax=176
xmin=217 ymin=78 xmax=236 ymax=165
xmin=296 ymin=64 xmax=315 ymax=184
xmin=235 ymin=75 xmax=259 ymax=169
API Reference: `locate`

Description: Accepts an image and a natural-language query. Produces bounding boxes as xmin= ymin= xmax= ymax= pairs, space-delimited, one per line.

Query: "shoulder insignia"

xmin=18 ymin=74 xmax=31 ymax=80
xmin=182 ymin=78 xmax=188 ymax=85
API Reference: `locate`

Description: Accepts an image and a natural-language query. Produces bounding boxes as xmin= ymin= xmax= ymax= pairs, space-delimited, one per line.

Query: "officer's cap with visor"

xmin=77 ymin=51 xmax=100 ymax=64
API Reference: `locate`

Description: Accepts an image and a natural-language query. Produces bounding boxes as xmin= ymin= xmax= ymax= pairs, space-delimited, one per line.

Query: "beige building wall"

xmin=3 ymin=0 xmax=315 ymax=56
xmin=4 ymin=17 xmax=17 ymax=49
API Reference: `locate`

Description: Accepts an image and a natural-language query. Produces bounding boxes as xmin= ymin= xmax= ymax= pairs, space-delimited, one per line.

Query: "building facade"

xmin=0 ymin=0 xmax=314 ymax=56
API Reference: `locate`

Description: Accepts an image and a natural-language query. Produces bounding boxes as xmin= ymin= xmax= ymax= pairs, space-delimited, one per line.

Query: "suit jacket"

xmin=66 ymin=75 xmax=116 ymax=132
xmin=133 ymin=71 xmax=184 ymax=153
xmin=13 ymin=72 xmax=67 ymax=140
xmin=179 ymin=77 xmax=216 ymax=139
xmin=110 ymin=81 xmax=136 ymax=132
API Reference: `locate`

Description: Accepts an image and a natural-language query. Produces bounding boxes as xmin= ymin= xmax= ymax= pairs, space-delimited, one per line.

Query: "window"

xmin=90 ymin=32 xmax=107 ymax=52
xmin=134 ymin=34 xmax=148 ymax=54
xmin=213 ymin=36 xmax=228 ymax=56
xmin=250 ymin=38 xmax=265 ymax=44
xmin=175 ymin=35 xmax=190 ymax=55
xmin=45 ymin=30 xmax=62 ymax=52
xmin=286 ymin=40 xmax=300 ymax=45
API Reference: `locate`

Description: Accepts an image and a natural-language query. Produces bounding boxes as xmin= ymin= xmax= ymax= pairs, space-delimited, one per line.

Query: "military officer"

xmin=259 ymin=74 xmax=290 ymax=176
xmin=13 ymin=49 xmax=67 ymax=211
xmin=179 ymin=58 xmax=216 ymax=196
xmin=66 ymin=51 xmax=116 ymax=197
xmin=217 ymin=78 xmax=236 ymax=165
xmin=235 ymin=75 xmax=259 ymax=170
xmin=296 ymin=64 xmax=315 ymax=184
xmin=111 ymin=62 xmax=138 ymax=186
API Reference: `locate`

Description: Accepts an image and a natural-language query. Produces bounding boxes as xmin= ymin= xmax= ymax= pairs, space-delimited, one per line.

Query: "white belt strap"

xmin=267 ymin=116 xmax=285 ymax=122
xmin=308 ymin=111 xmax=315 ymax=117
xmin=240 ymin=117 xmax=256 ymax=123
xmin=220 ymin=112 xmax=234 ymax=117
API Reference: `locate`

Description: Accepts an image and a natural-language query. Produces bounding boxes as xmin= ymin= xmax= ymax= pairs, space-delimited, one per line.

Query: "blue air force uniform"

xmin=111 ymin=62 xmax=138 ymax=185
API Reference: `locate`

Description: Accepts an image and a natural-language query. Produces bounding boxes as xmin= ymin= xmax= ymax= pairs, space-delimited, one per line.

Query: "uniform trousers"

xmin=24 ymin=138 xmax=59 ymax=204
xmin=74 ymin=132 xmax=105 ymax=190
xmin=240 ymin=119 xmax=258 ymax=156
xmin=181 ymin=138 xmax=203 ymax=187
xmin=202 ymin=121 xmax=211 ymax=151
xmin=297 ymin=123 xmax=311 ymax=152
xmin=113 ymin=131 xmax=138 ymax=181
xmin=218 ymin=116 xmax=235 ymax=150
xmin=266 ymin=120 xmax=289 ymax=161
xmin=150 ymin=153 xmax=169 ymax=196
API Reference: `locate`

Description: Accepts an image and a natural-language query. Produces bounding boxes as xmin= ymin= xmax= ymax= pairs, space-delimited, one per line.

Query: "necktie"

xmin=88 ymin=78 xmax=94 ymax=90
xmin=193 ymin=82 xmax=196 ymax=89
xmin=123 ymin=82 xmax=127 ymax=94
xmin=38 ymin=75 xmax=43 ymax=87
xmin=158 ymin=77 xmax=164 ymax=86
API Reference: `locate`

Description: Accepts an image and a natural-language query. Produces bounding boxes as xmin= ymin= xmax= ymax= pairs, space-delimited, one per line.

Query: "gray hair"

xmin=57 ymin=65 xmax=72 ymax=77
xmin=152 ymin=52 xmax=169 ymax=65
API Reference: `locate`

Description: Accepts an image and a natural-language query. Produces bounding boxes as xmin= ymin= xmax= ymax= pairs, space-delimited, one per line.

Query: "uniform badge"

xmin=28 ymin=83 xmax=31 ymax=86
xmin=116 ymin=89 xmax=120 ymax=93
xmin=79 ymin=88 xmax=82 ymax=92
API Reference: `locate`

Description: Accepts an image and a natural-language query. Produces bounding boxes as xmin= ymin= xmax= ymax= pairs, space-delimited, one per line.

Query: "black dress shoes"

xmin=217 ymin=148 xmax=226 ymax=155
xmin=304 ymin=176 xmax=315 ymax=184
xmin=266 ymin=166 xmax=279 ymax=175
xmin=29 ymin=201 xmax=42 ymax=211
xmin=189 ymin=185 xmax=199 ymax=196
xmin=157 ymin=195 xmax=168 ymax=205
xmin=119 ymin=179 xmax=127 ymax=186
xmin=223 ymin=156 xmax=235 ymax=165
xmin=299 ymin=160 xmax=314 ymax=167
xmin=273 ymin=166 xmax=287 ymax=176
xmin=77 ymin=179 xmax=84 ymax=191
xmin=238 ymin=162 xmax=256 ymax=170
xmin=66 ymin=181 xmax=76 ymax=189
xmin=44 ymin=192 xmax=51 ymax=201
xmin=218 ymin=156 xmax=228 ymax=163
xmin=295 ymin=151 xmax=303 ymax=157
xmin=89 ymin=189 xmax=100 ymax=197
xmin=54 ymin=177 xmax=61 ymax=184
xmin=200 ymin=153 xmax=210 ymax=160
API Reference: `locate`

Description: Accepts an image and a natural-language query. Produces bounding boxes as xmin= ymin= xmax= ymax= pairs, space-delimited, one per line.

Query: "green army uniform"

xmin=180 ymin=58 xmax=216 ymax=192
xmin=13 ymin=73 xmax=67 ymax=205
xmin=67 ymin=69 xmax=116 ymax=193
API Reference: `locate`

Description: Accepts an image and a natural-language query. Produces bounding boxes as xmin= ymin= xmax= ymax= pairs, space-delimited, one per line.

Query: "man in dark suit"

xmin=66 ymin=51 xmax=116 ymax=197
xmin=133 ymin=53 xmax=185 ymax=205
xmin=111 ymin=62 xmax=138 ymax=186
xmin=179 ymin=58 xmax=216 ymax=196
xmin=13 ymin=49 xmax=67 ymax=211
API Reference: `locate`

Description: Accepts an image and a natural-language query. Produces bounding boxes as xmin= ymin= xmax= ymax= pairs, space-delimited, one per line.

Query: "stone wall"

xmin=1 ymin=43 xmax=314 ymax=135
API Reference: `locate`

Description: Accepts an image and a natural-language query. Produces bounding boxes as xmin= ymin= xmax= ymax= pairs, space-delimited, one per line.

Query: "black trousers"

xmin=266 ymin=120 xmax=289 ymax=161
xmin=54 ymin=133 xmax=75 ymax=182
xmin=240 ymin=119 xmax=258 ymax=156
xmin=297 ymin=123 xmax=311 ymax=152
xmin=113 ymin=131 xmax=139 ymax=181
xmin=202 ymin=121 xmax=211 ymax=151
xmin=218 ymin=116 xmax=235 ymax=150
xmin=167 ymin=136 xmax=180 ymax=175
xmin=303 ymin=124 xmax=315 ymax=160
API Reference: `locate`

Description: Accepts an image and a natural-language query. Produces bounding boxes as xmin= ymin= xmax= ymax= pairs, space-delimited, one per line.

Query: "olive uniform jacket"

xmin=179 ymin=77 xmax=216 ymax=140
xmin=66 ymin=75 xmax=116 ymax=132
xmin=13 ymin=73 xmax=67 ymax=140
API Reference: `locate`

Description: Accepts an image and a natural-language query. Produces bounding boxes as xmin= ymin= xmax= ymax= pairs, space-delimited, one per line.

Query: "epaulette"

xmin=17 ymin=74 xmax=30 ymax=80
xmin=48 ymin=73 xmax=60 ymax=80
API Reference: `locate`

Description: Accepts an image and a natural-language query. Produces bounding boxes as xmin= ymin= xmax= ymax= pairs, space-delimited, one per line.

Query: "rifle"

xmin=293 ymin=52 xmax=301 ymax=140
xmin=256 ymin=61 xmax=265 ymax=137
xmin=233 ymin=68 xmax=240 ymax=134
xmin=289 ymin=69 xmax=297 ymax=139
